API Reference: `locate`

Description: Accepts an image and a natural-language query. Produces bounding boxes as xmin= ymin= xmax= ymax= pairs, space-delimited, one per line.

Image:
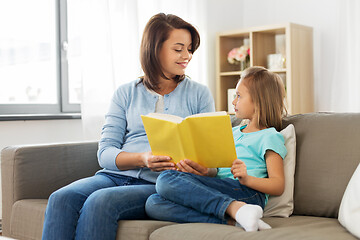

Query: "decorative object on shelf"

xmin=217 ymin=23 xmax=313 ymax=114
xmin=267 ymin=53 xmax=285 ymax=70
xmin=227 ymin=45 xmax=250 ymax=71
xmin=227 ymin=88 xmax=236 ymax=114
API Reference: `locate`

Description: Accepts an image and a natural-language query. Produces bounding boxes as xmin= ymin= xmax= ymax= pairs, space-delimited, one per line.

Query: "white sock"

xmin=258 ymin=219 xmax=272 ymax=230
xmin=235 ymin=219 xmax=271 ymax=231
xmin=234 ymin=204 xmax=264 ymax=232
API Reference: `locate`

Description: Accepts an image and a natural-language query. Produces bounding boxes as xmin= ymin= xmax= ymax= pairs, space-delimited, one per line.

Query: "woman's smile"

xmin=177 ymin=61 xmax=188 ymax=68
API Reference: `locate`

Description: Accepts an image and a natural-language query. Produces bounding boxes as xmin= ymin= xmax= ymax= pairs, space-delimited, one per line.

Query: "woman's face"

xmin=159 ymin=28 xmax=193 ymax=80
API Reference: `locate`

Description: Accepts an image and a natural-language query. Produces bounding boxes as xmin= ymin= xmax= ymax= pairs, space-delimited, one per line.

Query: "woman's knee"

xmin=81 ymin=188 xmax=116 ymax=215
xmin=47 ymin=186 xmax=82 ymax=209
xmin=82 ymin=186 xmax=153 ymax=214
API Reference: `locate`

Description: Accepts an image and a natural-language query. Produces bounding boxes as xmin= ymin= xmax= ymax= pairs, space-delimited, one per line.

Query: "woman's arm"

xmin=231 ymin=150 xmax=285 ymax=196
xmin=198 ymin=84 xmax=216 ymax=113
xmin=98 ymin=85 xmax=174 ymax=172
xmin=97 ymin=89 xmax=129 ymax=170
xmin=115 ymin=151 xmax=176 ymax=172
xmin=176 ymin=159 xmax=217 ymax=177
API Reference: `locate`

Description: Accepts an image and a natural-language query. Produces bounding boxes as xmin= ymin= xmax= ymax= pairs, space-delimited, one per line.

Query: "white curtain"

xmin=78 ymin=0 xmax=207 ymax=140
xmin=331 ymin=0 xmax=360 ymax=112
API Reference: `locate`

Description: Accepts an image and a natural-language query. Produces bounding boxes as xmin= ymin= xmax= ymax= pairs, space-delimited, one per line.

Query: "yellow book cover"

xmin=141 ymin=111 xmax=237 ymax=168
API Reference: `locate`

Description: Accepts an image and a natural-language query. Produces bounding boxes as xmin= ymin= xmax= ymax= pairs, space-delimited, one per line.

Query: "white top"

xmin=145 ymin=87 xmax=164 ymax=113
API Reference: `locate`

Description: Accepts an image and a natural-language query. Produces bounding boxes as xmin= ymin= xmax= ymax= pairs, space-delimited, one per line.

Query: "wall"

xmin=240 ymin=0 xmax=340 ymax=112
xmin=205 ymin=0 xmax=344 ymax=112
xmin=205 ymin=0 xmax=246 ymax=100
xmin=0 ymin=119 xmax=85 ymax=219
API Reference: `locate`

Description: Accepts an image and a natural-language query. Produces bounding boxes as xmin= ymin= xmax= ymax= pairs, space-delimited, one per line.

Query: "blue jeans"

xmin=42 ymin=172 xmax=155 ymax=240
xmin=145 ymin=170 xmax=265 ymax=224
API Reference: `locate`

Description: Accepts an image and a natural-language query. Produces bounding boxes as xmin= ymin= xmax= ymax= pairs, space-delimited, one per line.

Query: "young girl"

xmin=145 ymin=66 xmax=287 ymax=232
xmin=42 ymin=13 xmax=215 ymax=240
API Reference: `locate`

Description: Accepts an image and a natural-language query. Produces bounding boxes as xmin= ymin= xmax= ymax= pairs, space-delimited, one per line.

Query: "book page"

xmin=178 ymin=121 xmax=197 ymax=163
xmin=186 ymin=114 xmax=237 ymax=168
xmin=146 ymin=113 xmax=183 ymax=124
xmin=186 ymin=111 xmax=227 ymax=119
xmin=141 ymin=116 xmax=186 ymax=161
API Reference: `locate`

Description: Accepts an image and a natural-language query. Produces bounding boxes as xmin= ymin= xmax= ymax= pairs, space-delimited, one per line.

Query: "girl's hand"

xmin=142 ymin=152 xmax=176 ymax=172
xmin=177 ymin=159 xmax=217 ymax=177
xmin=231 ymin=159 xmax=249 ymax=185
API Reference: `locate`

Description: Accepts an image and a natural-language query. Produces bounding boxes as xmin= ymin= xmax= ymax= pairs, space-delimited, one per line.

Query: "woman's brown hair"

xmin=240 ymin=66 xmax=287 ymax=131
xmin=138 ymin=13 xmax=200 ymax=91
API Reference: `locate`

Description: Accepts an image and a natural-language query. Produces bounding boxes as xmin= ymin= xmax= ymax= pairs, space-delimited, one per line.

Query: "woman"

xmin=42 ymin=13 xmax=215 ymax=240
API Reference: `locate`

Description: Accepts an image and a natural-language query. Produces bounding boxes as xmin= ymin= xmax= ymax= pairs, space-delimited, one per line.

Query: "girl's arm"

xmin=231 ymin=150 xmax=285 ymax=196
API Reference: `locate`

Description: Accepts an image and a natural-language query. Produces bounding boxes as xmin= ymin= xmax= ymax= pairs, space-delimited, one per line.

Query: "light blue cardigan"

xmin=97 ymin=77 xmax=215 ymax=183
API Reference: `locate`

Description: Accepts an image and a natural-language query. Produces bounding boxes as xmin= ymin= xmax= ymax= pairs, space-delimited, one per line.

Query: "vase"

xmin=240 ymin=59 xmax=250 ymax=71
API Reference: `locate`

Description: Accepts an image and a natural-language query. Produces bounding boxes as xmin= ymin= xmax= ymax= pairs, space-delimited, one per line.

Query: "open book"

xmin=141 ymin=111 xmax=237 ymax=168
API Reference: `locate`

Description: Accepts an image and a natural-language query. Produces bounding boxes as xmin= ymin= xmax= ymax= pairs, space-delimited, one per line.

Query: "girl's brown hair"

xmin=138 ymin=13 xmax=200 ymax=91
xmin=240 ymin=66 xmax=287 ymax=131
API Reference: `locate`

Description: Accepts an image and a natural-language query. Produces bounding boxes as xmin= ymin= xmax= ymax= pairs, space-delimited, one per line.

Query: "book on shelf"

xmin=141 ymin=111 xmax=237 ymax=168
xmin=227 ymin=88 xmax=236 ymax=114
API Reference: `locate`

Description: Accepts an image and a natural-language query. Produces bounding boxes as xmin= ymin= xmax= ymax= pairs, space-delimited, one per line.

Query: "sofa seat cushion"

xmin=8 ymin=199 xmax=175 ymax=240
xmin=116 ymin=220 xmax=175 ymax=240
xmin=149 ymin=216 xmax=357 ymax=240
xmin=10 ymin=199 xmax=47 ymax=240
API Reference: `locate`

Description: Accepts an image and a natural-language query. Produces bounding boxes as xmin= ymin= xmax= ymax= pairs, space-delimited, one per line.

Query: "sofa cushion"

xmin=1 ymin=141 xmax=100 ymax=236
xmin=8 ymin=199 xmax=175 ymax=240
xmin=10 ymin=199 xmax=47 ymax=240
xmin=149 ymin=216 xmax=357 ymax=240
xmin=116 ymin=220 xmax=175 ymax=240
xmin=338 ymin=163 xmax=360 ymax=238
xmin=264 ymin=124 xmax=296 ymax=217
xmin=283 ymin=113 xmax=360 ymax=218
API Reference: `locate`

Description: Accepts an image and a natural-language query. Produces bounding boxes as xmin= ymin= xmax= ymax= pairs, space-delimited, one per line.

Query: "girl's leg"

xmin=226 ymin=201 xmax=271 ymax=231
xmin=146 ymin=193 xmax=225 ymax=224
xmin=155 ymin=170 xmax=266 ymax=228
xmin=146 ymin=193 xmax=270 ymax=231
xmin=42 ymin=174 xmax=117 ymax=240
xmin=75 ymin=184 xmax=156 ymax=240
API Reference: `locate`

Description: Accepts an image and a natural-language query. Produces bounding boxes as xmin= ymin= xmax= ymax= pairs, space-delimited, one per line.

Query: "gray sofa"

xmin=1 ymin=112 xmax=359 ymax=240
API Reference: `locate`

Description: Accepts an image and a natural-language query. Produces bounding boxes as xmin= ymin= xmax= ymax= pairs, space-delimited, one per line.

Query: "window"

xmin=0 ymin=0 xmax=80 ymax=117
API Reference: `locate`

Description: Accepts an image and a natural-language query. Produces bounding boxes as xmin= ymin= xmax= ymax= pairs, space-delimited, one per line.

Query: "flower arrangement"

xmin=227 ymin=45 xmax=250 ymax=70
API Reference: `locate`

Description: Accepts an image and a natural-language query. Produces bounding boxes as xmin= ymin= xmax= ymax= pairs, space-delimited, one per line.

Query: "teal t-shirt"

xmin=217 ymin=125 xmax=287 ymax=203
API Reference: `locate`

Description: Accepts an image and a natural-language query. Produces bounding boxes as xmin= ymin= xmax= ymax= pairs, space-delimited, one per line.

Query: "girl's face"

xmin=159 ymin=28 xmax=193 ymax=80
xmin=232 ymin=81 xmax=255 ymax=120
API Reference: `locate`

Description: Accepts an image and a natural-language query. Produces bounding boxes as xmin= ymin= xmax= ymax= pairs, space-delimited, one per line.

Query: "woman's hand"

xmin=231 ymin=159 xmax=249 ymax=185
xmin=177 ymin=159 xmax=217 ymax=177
xmin=142 ymin=152 xmax=176 ymax=172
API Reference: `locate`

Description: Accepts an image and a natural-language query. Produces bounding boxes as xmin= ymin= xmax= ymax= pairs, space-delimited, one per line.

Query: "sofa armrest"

xmin=1 ymin=141 xmax=100 ymax=234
